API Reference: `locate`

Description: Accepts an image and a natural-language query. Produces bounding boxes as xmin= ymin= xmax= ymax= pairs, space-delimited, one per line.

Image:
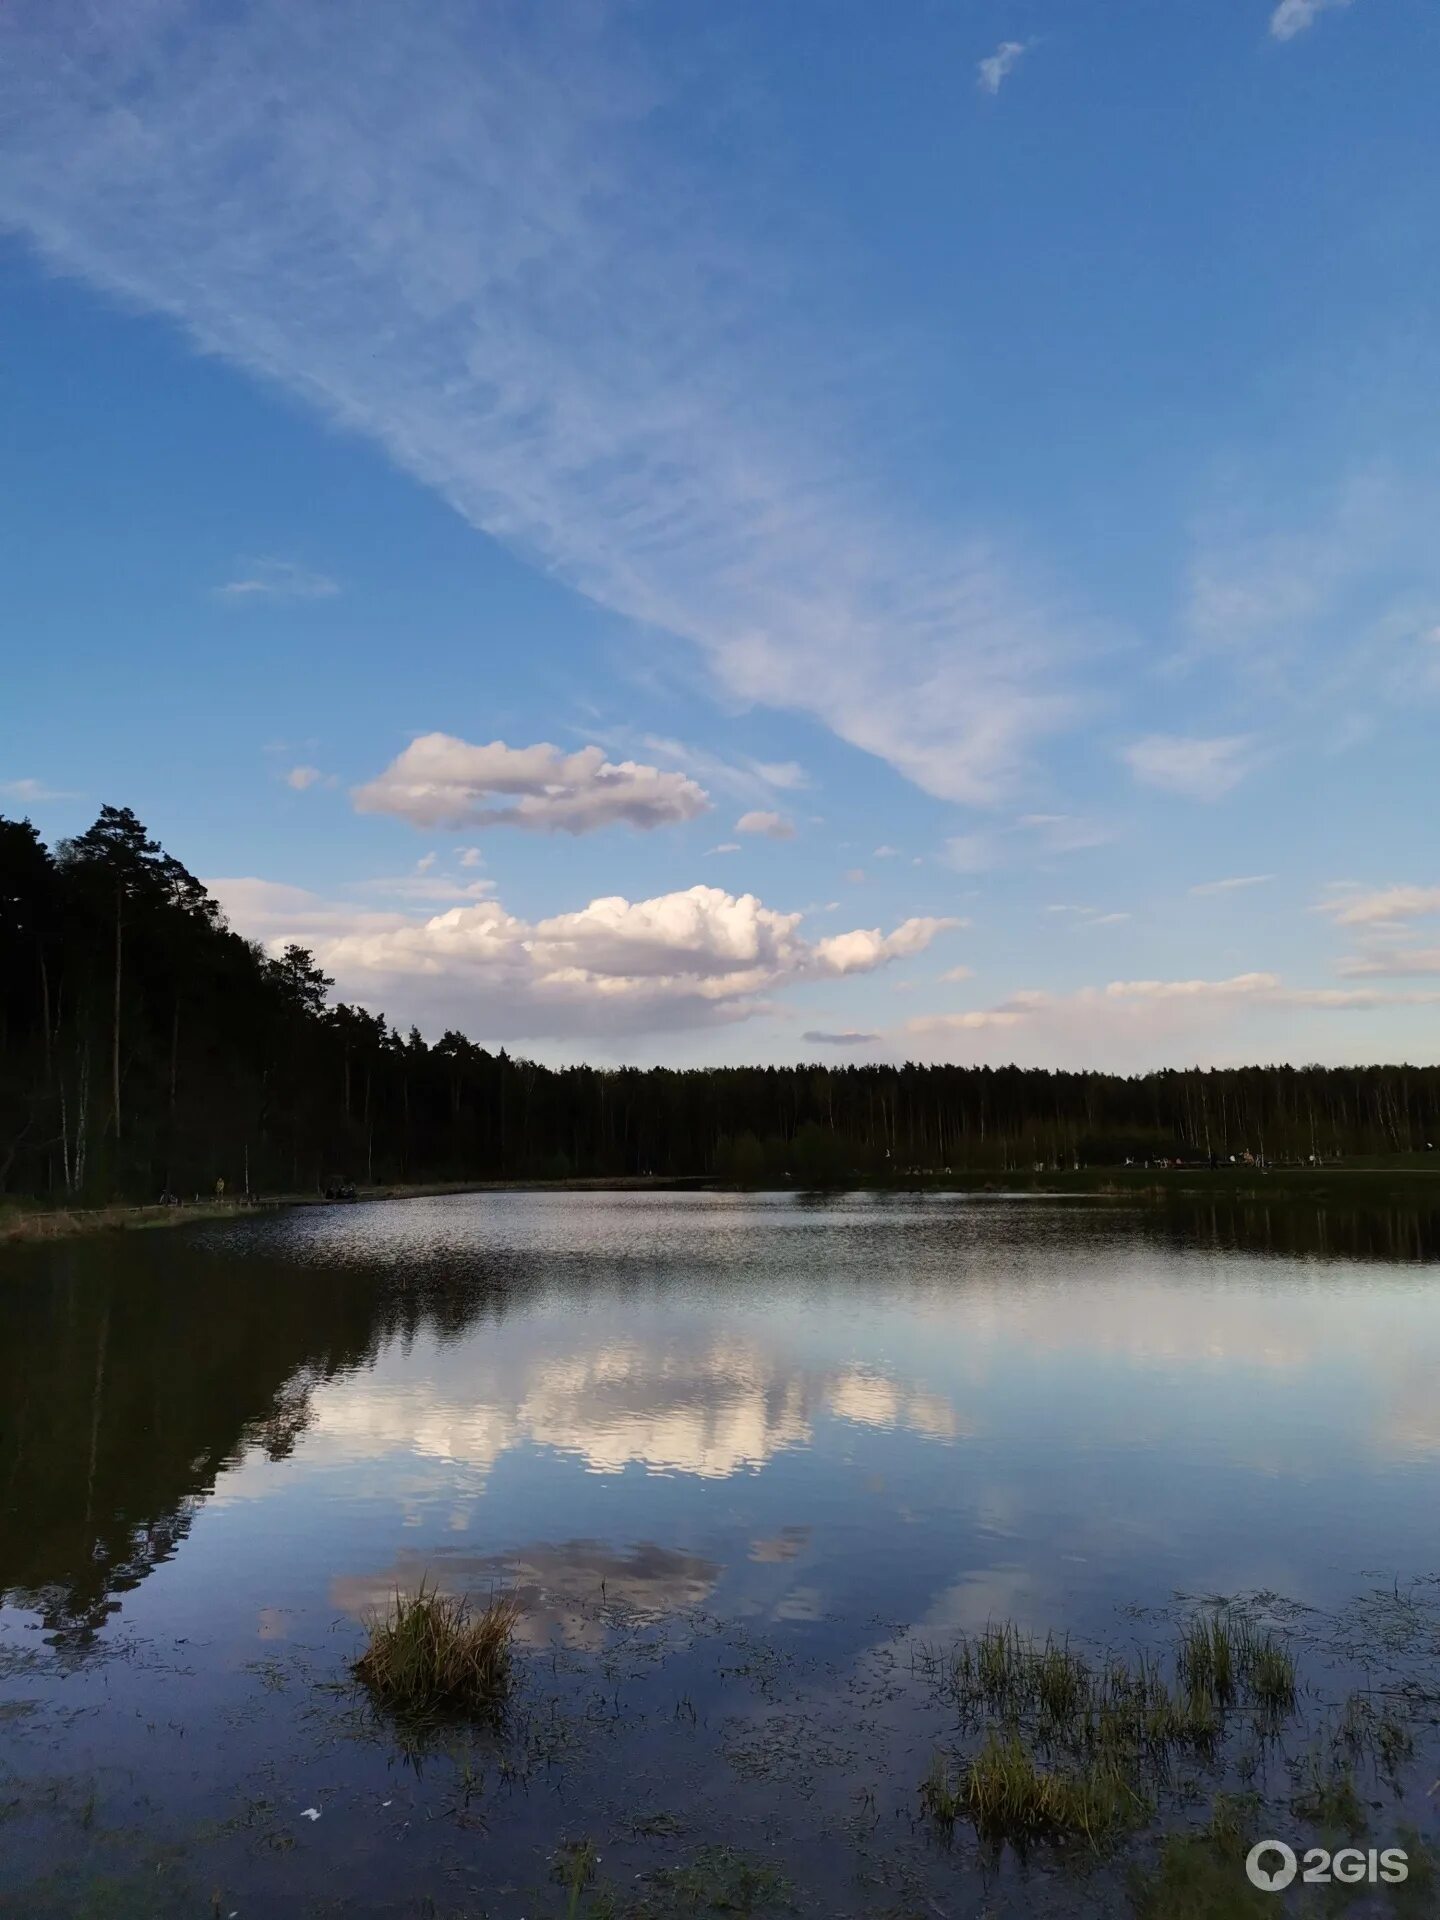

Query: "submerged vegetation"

xmin=921 ymin=1611 xmax=1306 ymax=1852
xmin=922 ymin=1734 xmax=1145 ymax=1844
xmin=353 ymin=1583 xmax=520 ymax=1720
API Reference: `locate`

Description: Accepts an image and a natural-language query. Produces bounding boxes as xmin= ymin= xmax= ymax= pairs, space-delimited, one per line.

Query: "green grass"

xmin=353 ymin=1581 xmax=520 ymax=1719
xmin=1292 ymin=1753 xmax=1367 ymax=1835
xmin=926 ymin=1731 xmax=1147 ymax=1848
xmin=925 ymin=1612 xmax=1307 ymax=1857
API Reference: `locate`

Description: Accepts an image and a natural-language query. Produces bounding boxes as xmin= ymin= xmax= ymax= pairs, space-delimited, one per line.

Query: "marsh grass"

xmin=1292 ymin=1751 xmax=1366 ymax=1834
xmin=353 ymin=1582 xmax=520 ymax=1719
xmin=925 ymin=1610 xmax=1304 ymax=1852
xmin=942 ymin=1610 xmax=1293 ymax=1756
xmin=930 ymin=1731 xmax=1146 ymax=1847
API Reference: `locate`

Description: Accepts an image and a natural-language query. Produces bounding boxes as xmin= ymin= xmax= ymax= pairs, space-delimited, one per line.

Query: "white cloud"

xmin=943 ymin=834 xmax=998 ymax=874
xmin=215 ymin=558 xmax=338 ymax=602
xmin=802 ymin=1029 xmax=877 ymax=1046
xmin=284 ymin=764 xmax=330 ymax=791
xmin=903 ymin=970 xmax=1440 ymax=1070
xmin=1339 ymin=948 xmax=1440 ymax=978
xmin=1270 ymin=0 xmax=1354 ymax=41
xmin=1182 ymin=471 xmax=1440 ymax=714
xmin=210 ymin=875 xmax=952 ymax=1038
xmin=735 ymin=809 xmax=795 ymax=840
xmin=942 ymin=813 xmax=1110 ymax=876
xmin=1122 ymin=733 xmax=1256 ymax=800
xmin=635 ymin=738 xmax=811 ymax=809
xmin=0 ymin=4 xmax=1084 ymax=809
xmin=1318 ymin=885 xmax=1440 ymax=928
xmin=1015 ymin=812 xmax=1113 ymax=853
xmin=1 ymin=777 xmax=79 ymax=803
xmin=706 ymin=842 xmax=742 ymax=856
xmin=939 ymin=965 xmax=974 ymax=983
xmin=977 ymin=41 xmax=1029 ymax=95
xmin=1189 ymin=874 xmax=1274 ymax=895
xmin=354 ymin=734 xmax=710 ymax=834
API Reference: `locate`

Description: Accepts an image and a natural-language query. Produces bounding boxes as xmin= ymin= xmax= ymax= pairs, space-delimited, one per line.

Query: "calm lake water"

xmin=2 ymin=1191 xmax=1438 ymax=1917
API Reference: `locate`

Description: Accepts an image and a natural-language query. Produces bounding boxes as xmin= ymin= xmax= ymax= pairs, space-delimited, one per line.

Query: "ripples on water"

xmin=1 ymin=1192 xmax=1437 ymax=1915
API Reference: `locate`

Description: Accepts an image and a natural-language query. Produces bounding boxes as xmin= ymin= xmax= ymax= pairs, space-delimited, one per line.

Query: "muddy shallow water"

xmin=1 ymin=1190 xmax=1438 ymax=1916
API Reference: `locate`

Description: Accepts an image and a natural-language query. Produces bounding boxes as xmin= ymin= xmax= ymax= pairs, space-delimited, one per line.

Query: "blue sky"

xmin=3 ymin=0 xmax=1439 ymax=1068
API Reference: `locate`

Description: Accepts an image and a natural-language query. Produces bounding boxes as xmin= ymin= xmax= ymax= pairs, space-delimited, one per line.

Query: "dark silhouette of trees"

xmin=2 ymin=804 xmax=1437 ymax=1203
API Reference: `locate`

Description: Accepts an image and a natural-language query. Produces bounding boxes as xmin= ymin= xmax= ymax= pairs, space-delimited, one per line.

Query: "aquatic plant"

xmin=353 ymin=1581 xmax=520 ymax=1718
xmin=926 ymin=1731 xmax=1146 ymax=1848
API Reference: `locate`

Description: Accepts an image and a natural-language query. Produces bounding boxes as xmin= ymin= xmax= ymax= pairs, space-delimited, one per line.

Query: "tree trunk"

xmin=111 ymin=879 xmax=123 ymax=1144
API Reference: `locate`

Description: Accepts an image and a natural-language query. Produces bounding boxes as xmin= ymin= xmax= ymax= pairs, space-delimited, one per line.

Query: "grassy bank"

xmin=0 ymin=1175 xmax=708 ymax=1244
xmin=0 ymin=1196 xmax=288 ymax=1243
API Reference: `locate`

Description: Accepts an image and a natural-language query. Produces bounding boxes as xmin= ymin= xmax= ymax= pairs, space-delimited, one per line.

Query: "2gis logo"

xmin=1245 ymin=1839 xmax=1408 ymax=1891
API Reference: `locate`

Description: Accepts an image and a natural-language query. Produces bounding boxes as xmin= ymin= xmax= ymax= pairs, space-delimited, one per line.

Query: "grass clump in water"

xmin=1292 ymin=1753 xmax=1366 ymax=1835
xmin=928 ymin=1731 xmax=1146 ymax=1848
xmin=353 ymin=1581 xmax=520 ymax=1719
xmin=1129 ymin=1797 xmax=1271 ymax=1920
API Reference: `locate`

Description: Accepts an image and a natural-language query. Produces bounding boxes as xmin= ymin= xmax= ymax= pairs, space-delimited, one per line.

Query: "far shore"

xmin=4 ymin=1160 xmax=1440 ymax=1246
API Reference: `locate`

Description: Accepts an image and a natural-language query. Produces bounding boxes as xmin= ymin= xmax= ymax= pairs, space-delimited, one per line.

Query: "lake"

xmin=2 ymin=1191 xmax=1438 ymax=1917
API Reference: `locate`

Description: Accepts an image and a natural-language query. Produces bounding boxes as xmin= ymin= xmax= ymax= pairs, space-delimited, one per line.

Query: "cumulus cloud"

xmin=209 ymin=875 xmax=952 ymax=1039
xmin=0 ymin=4 xmax=1085 ymax=810
xmin=735 ymin=810 xmax=795 ymax=840
xmin=215 ymin=558 xmax=338 ymax=602
xmin=353 ymin=734 xmax=710 ymax=834
xmin=1270 ymin=0 xmax=1354 ymax=41
xmin=977 ymin=41 xmax=1029 ymax=94
xmin=1122 ymin=733 xmax=1256 ymax=800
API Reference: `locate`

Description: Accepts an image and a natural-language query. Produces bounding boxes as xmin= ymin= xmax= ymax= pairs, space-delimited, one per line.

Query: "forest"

xmin=2 ymin=805 xmax=1438 ymax=1203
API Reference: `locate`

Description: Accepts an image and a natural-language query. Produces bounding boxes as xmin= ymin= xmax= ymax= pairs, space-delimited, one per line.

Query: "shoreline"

xmin=4 ymin=1163 xmax=1440 ymax=1245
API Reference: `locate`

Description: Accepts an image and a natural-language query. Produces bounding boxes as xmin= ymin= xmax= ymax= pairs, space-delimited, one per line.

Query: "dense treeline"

xmin=2 ymin=805 xmax=1438 ymax=1202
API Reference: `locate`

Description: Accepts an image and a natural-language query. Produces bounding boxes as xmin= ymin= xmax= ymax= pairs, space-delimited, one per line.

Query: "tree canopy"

xmin=2 ymin=806 xmax=1437 ymax=1202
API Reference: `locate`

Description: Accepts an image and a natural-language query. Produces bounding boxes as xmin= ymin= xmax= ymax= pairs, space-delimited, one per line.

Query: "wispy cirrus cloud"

xmin=1190 ymin=874 xmax=1274 ymax=895
xmin=1122 ymin=733 xmax=1257 ymax=801
xmin=215 ymin=558 xmax=338 ymax=603
xmin=1318 ymin=884 xmax=1440 ymax=928
xmin=1338 ymin=948 xmax=1440 ymax=979
xmin=1 ymin=777 xmax=80 ymax=804
xmin=354 ymin=734 xmax=710 ymax=834
xmin=0 ymin=2 xmax=1084 ymax=810
xmin=904 ymin=970 xmax=1440 ymax=1070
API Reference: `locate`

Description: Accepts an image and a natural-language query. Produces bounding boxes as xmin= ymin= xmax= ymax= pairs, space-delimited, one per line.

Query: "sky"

xmin=2 ymin=0 xmax=1439 ymax=1071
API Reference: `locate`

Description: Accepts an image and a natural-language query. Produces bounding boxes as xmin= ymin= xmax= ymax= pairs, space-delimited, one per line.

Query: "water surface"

xmin=2 ymin=1192 xmax=1437 ymax=1915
